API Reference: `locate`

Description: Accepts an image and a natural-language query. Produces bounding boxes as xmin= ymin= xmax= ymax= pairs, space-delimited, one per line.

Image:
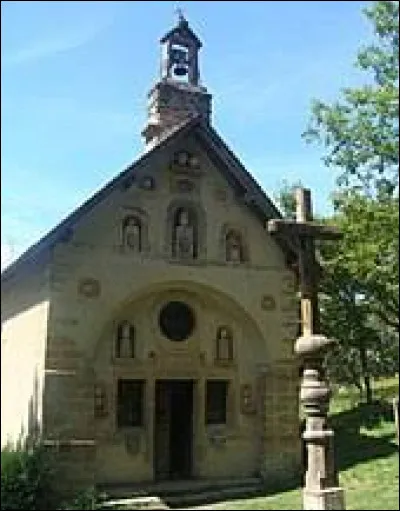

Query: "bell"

xmin=174 ymin=64 xmax=188 ymax=77
xmin=171 ymin=46 xmax=188 ymax=77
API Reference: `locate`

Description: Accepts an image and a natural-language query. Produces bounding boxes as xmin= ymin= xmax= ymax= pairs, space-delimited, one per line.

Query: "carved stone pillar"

xmin=295 ymin=334 xmax=345 ymax=510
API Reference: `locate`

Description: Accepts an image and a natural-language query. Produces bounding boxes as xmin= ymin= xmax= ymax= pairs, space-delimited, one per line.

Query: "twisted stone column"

xmin=295 ymin=334 xmax=345 ymax=510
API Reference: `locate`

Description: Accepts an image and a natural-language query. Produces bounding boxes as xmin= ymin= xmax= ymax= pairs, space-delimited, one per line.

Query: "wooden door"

xmin=154 ymin=382 xmax=170 ymax=480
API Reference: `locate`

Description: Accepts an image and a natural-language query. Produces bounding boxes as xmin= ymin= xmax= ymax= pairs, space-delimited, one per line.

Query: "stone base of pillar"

xmin=303 ymin=487 xmax=345 ymax=510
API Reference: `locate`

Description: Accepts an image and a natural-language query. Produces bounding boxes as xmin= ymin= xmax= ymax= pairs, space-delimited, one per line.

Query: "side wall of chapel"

xmin=1 ymin=264 xmax=50 ymax=448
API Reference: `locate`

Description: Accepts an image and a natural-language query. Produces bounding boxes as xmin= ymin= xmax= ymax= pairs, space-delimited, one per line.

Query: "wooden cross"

xmin=268 ymin=187 xmax=342 ymax=336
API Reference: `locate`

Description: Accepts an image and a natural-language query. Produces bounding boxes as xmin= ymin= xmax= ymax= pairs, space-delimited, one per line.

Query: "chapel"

xmin=1 ymin=14 xmax=301 ymax=491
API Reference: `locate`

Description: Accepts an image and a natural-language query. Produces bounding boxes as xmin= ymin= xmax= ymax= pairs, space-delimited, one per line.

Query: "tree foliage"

xmin=303 ymin=1 xmax=399 ymax=199
xmin=274 ymin=180 xmax=303 ymax=219
xmin=275 ymin=3 xmax=399 ymax=401
xmin=319 ymin=203 xmax=398 ymax=402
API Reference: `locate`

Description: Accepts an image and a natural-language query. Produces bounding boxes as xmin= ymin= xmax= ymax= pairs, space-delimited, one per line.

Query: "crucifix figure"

xmin=268 ymin=187 xmax=346 ymax=510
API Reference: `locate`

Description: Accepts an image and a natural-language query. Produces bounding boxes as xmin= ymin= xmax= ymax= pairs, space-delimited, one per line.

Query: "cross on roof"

xmin=175 ymin=7 xmax=187 ymax=26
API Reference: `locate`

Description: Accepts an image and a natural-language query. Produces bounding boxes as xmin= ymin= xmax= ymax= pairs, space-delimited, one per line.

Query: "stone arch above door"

xmin=91 ymin=280 xmax=269 ymax=372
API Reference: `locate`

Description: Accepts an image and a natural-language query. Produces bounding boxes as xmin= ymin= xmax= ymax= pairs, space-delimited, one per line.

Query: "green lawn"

xmin=206 ymin=377 xmax=399 ymax=511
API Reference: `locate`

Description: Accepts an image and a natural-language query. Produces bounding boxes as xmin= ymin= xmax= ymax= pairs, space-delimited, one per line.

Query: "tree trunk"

xmin=359 ymin=342 xmax=373 ymax=403
xmin=363 ymin=374 xmax=373 ymax=404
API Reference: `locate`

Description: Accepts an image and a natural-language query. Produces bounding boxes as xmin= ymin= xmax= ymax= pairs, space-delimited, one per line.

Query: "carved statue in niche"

xmin=225 ymin=231 xmax=243 ymax=263
xmin=215 ymin=326 xmax=233 ymax=362
xmin=123 ymin=217 xmax=142 ymax=253
xmin=173 ymin=208 xmax=196 ymax=259
xmin=173 ymin=151 xmax=200 ymax=170
xmin=94 ymin=383 xmax=107 ymax=418
xmin=115 ymin=321 xmax=135 ymax=359
xmin=240 ymin=383 xmax=255 ymax=414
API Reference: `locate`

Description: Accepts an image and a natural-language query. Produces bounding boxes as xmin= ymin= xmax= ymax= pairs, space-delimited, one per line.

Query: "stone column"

xmin=295 ymin=334 xmax=345 ymax=510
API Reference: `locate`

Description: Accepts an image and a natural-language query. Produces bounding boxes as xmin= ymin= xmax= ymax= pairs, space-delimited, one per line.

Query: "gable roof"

xmin=160 ymin=17 xmax=202 ymax=49
xmin=1 ymin=116 xmax=296 ymax=284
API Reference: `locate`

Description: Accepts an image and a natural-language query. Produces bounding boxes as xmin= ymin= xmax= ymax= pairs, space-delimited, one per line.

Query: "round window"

xmin=159 ymin=301 xmax=195 ymax=342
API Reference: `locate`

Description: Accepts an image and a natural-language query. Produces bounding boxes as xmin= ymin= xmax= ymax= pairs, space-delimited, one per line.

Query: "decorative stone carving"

xmin=177 ymin=151 xmax=189 ymax=166
xmin=173 ymin=208 xmax=196 ymax=259
xmin=240 ymin=383 xmax=255 ymax=414
xmin=176 ymin=179 xmax=195 ymax=193
xmin=220 ymin=226 xmax=248 ymax=264
xmin=225 ymin=230 xmax=244 ymax=263
xmin=282 ymin=274 xmax=296 ymax=293
xmin=94 ymin=383 xmax=107 ymax=418
xmin=295 ymin=334 xmax=343 ymax=505
xmin=170 ymin=150 xmax=202 ymax=177
xmin=174 ymin=150 xmax=200 ymax=169
xmin=125 ymin=431 xmax=141 ymax=456
xmin=166 ymin=200 xmax=206 ymax=260
xmin=208 ymin=425 xmax=227 ymax=448
xmin=115 ymin=321 xmax=135 ymax=359
xmin=138 ymin=175 xmax=155 ymax=190
xmin=78 ymin=278 xmax=101 ymax=298
xmin=261 ymin=295 xmax=276 ymax=311
xmin=122 ymin=216 xmax=142 ymax=253
xmin=215 ymin=326 xmax=233 ymax=362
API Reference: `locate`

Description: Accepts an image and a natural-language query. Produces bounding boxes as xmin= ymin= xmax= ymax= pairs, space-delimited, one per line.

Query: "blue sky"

xmin=1 ymin=0 xmax=373 ymax=269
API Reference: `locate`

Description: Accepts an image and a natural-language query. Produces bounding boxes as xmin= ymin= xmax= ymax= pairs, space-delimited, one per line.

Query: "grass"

xmin=205 ymin=376 xmax=399 ymax=510
xmin=106 ymin=377 xmax=398 ymax=510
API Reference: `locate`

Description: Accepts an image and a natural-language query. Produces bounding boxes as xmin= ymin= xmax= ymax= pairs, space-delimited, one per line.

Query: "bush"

xmin=1 ymin=443 xmax=57 ymax=510
xmin=60 ymin=487 xmax=105 ymax=510
xmin=1 ymin=443 xmax=106 ymax=510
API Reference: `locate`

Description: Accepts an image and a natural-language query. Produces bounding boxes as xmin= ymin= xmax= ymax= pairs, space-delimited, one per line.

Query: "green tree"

xmin=303 ymin=0 xmax=399 ymax=199
xmin=275 ymin=184 xmax=398 ymax=402
xmin=275 ymin=2 xmax=399 ymax=402
xmin=320 ymin=203 xmax=398 ymax=402
xmin=274 ymin=180 xmax=303 ymax=219
xmin=275 ymin=185 xmax=399 ymax=403
xmin=301 ymin=1 xmax=398 ymax=402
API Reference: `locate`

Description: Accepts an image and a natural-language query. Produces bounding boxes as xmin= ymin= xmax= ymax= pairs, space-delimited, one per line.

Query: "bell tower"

xmin=142 ymin=12 xmax=212 ymax=148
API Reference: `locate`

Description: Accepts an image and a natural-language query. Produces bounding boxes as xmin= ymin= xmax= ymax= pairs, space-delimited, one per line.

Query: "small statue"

xmin=123 ymin=217 xmax=141 ymax=253
xmin=216 ymin=326 xmax=233 ymax=361
xmin=174 ymin=208 xmax=195 ymax=259
xmin=226 ymin=232 xmax=243 ymax=263
xmin=116 ymin=321 xmax=135 ymax=358
xmin=240 ymin=384 xmax=254 ymax=414
xmin=94 ymin=384 xmax=107 ymax=417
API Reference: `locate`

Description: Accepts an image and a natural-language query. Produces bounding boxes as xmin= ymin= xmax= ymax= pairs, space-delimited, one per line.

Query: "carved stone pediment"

xmin=170 ymin=177 xmax=198 ymax=194
xmin=169 ymin=150 xmax=203 ymax=177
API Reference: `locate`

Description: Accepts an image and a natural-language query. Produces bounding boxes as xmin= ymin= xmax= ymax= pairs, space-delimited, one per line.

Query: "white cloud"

xmin=2 ymin=18 xmax=112 ymax=67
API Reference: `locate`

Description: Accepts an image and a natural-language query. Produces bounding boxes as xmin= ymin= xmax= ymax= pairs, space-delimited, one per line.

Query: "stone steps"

xmin=99 ymin=477 xmax=264 ymax=509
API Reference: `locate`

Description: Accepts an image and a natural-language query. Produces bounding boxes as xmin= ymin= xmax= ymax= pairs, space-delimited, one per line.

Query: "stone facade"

xmin=0 ymin=15 xmax=301 ymax=492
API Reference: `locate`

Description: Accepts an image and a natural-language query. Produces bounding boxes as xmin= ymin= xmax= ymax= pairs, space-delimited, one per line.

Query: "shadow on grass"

xmin=165 ymin=480 xmax=303 ymax=509
xmin=100 ymin=401 xmax=398 ymax=509
xmin=167 ymin=402 xmax=398 ymax=508
xmin=330 ymin=400 xmax=398 ymax=472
